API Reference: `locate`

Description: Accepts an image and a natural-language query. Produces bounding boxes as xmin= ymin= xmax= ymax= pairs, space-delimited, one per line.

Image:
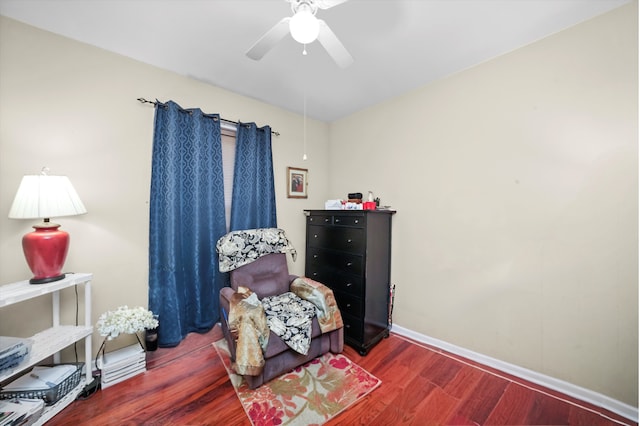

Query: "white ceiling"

xmin=0 ymin=0 xmax=630 ymax=122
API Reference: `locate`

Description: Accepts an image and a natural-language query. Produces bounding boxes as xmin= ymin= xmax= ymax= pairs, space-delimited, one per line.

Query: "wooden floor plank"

xmin=484 ymin=382 xmax=536 ymax=425
xmin=569 ymin=404 xmax=628 ymax=426
xmin=421 ymin=355 xmax=464 ymax=388
xmin=390 ymin=374 xmax=437 ymax=416
xmin=443 ymin=364 xmax=485 ymax=400
xmin=451 ymin=373 xmax=510 ymax=425
xmin=413 ymin=385 xmax=460 ymax=425
xmin=526 ymin=392 xmax=572 ymax=425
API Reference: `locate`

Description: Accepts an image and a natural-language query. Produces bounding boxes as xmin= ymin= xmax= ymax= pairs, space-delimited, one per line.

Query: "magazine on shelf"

xmin=0 ymin=398 xmax=44 ymax=426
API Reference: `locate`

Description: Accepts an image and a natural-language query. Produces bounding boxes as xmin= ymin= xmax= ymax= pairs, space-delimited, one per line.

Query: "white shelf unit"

xmin=0 ymin=273 xmax=93 ymax=424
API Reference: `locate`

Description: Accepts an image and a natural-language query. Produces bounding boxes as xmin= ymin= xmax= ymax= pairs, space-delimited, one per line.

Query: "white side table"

xmin=0 ymin=273 xmax=93 ymax=424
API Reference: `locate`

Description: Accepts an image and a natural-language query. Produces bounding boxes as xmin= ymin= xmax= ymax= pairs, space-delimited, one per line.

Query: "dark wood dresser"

xmin=304 ymin=209 xmax=395 ymax=355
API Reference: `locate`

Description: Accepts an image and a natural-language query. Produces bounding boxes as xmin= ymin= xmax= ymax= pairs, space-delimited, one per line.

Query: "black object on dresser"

xmin=304 ymin=209 xmax=395 ymax=355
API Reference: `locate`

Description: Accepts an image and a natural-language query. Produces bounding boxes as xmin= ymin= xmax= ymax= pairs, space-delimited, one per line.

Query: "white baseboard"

xmin=391 ymin=324 xmax=638 ymax=423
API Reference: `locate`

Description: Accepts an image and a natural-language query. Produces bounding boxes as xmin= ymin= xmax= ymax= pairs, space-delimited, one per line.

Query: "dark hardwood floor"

xmin=49 ymin=325 xmax=635 ymax=425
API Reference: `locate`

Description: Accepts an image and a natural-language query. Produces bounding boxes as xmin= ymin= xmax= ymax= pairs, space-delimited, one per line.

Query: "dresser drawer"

xmin=333 ymin=214 xmax=365 ymax=227
xmin=307 ymin=214 xmax=333 ymax=226
xmin=306 ymin=213 xmax=365 ymax=228
xmin=341 ymin=313 xmax=363 ymax=340
xmin=305 ymin=267 xmax=363 ymax=297
xmin=306 ymin=248 xmax=363 ymax=276
xmin=330 ymin=272 xmax=363 ymax=296
xmin=307 ymin=225 xmax=364 ymax=253
xmin=334 ymin=292 xmax=363 ymax=318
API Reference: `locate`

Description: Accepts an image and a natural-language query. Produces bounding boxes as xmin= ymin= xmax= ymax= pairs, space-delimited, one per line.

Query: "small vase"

xmin=145 ymin=328 xmax=158 ymax=351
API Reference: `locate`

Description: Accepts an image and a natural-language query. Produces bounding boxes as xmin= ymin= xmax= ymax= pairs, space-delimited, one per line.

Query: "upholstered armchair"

xmin=217 ymin=229 xmax=343 ymax=389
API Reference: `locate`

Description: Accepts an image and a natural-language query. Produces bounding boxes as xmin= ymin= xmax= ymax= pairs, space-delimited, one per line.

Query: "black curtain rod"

xmin=137 ymin=98 xmax=280 ymax=136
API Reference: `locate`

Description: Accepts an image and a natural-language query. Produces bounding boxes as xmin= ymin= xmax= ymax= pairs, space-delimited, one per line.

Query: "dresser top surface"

xmin=304 ymin=209 xmax=396 ymax=215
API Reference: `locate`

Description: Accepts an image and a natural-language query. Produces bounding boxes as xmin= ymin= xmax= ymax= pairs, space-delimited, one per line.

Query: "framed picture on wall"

xmin=287 ymin=167 xmax=308 ymax=199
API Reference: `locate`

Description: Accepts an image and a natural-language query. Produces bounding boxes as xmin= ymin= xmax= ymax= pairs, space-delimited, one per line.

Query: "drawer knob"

xmin=324 ymin=218 xmax=330 ymax=222
xmin=345 ymin=324 xmax=351 ymax=329
xmin=346 ymin=303 xmax=351 ymax=308
xmin=347 ymin=239 xmax=352 ymax=243
xmin=314 ymin=234 xmax=318 ymax=238
xmin=335 ymin=218 xmax=340 ymax=223
xmin=346 ymin=282 xmax=353 ymax=287
xmin=313 ymin=272 xmax=318 ymax=276
xmin=346 ymin=262 xmax=353 ymax=267
xmin=355 ymin=219 xmax=359 ymax=224
xmin=313 ymin=254 xmax=318 ymax=259
xmin=310 ymin=218 xmax=314 ymax=222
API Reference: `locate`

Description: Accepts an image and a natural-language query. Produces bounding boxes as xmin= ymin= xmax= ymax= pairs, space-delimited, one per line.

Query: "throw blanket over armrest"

xmin=227 ymin=287 xmax=269 ymax=376
xmin=290 ymin=277 xmax=343 ymax=333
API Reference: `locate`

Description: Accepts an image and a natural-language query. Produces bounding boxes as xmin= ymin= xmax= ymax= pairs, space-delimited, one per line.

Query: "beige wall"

xmin=0 ymin=1 xmax=637 ymax=409
xmin=0 ymin=16 xmax=329 ymax=353
xmin=329 ymin=2 xmax=638 ymax=405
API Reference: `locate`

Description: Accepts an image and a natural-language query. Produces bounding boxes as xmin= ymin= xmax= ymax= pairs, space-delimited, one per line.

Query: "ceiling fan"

xmin=246 ymin=0 xmax=354 ymax=68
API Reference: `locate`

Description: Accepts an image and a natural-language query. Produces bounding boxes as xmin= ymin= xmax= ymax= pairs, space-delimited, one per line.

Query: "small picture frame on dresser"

xmin=287 ymin=167 xmax=308 ymax=198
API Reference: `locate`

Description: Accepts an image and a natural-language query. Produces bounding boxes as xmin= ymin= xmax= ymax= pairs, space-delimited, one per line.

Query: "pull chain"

xmin=303 ymin=89 xmax=308 ymax=161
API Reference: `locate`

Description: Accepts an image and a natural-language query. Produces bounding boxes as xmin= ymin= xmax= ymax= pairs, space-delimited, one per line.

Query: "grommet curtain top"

xmin=137 ymin=98 xmax=280 ymax=136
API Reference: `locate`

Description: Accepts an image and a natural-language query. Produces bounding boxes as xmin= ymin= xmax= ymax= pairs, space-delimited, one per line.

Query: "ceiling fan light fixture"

xmin=289 ymin=8 xmax=320 ymax=44
xmin=246 ymin=0 xmax=352 ymax=67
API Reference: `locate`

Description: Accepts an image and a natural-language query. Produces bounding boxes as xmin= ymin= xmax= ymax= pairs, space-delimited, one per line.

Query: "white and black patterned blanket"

xmin=217 ymin=228 xmax=297 ymax=273
xmin=262 ymin=292 xmax=316 ymax=355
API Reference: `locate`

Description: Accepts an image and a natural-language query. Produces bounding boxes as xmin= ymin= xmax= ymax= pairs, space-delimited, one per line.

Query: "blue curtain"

xmin=230 ymin=122 xmax=277 ymax=230
xmin=148 ymin=101 xmax=227 ymax=347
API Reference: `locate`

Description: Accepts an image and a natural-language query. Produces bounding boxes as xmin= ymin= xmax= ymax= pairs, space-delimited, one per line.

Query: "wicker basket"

xmin=0 ymin=362 xmax=83 ymax=405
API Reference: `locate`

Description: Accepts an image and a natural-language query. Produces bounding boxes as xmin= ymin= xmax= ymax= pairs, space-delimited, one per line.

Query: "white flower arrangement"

xmin=96 ymin=305 xmax=159 ymax=340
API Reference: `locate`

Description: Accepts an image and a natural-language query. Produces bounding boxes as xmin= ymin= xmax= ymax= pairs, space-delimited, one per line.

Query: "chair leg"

xmin=330 ymin=328 xmax=344 ymax=353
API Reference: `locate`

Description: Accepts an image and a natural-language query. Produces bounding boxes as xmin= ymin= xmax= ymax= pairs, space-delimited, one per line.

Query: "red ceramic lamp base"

xmin=22 ymin=221 xmax=69 ymax=285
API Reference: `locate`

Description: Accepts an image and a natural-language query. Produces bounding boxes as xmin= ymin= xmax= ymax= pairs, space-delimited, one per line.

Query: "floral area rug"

xmin=213 ymin=339 xmax=381 ymax=426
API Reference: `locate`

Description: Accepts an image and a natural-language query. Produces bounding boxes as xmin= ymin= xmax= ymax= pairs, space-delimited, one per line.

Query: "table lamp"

xmin=8 ymin=168 xmax=87 ymax=284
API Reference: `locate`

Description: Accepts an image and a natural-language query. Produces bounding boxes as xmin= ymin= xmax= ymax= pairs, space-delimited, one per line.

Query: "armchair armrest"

xmin=219 ymin=286 xmax=238 ymax=360
xmin=220 ymin=286 xmax=235 ymax=307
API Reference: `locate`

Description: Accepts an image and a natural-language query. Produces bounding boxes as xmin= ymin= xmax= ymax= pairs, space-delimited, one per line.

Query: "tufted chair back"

xmin=229 ymin=253 xmax=291 ymax=299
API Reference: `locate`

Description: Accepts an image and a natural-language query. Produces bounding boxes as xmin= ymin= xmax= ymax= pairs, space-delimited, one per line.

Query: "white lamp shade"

xmin=289 ymin=9 xmax=320 ymax=44
xmin=8 ymin=175 xmax=87 ymax=220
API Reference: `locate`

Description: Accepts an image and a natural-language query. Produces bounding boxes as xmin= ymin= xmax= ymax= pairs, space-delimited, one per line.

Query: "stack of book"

xmin=98 ymin=344 xmax=146 ymax=389
xmin=0 ymin=336 xmax=32 ymax=375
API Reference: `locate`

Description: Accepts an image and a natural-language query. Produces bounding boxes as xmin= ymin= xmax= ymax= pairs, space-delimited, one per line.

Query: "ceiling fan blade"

xmin=317 ymin=19 xmax=353 ymax=68
xmin=315 ymin=0 xmax=349 ymax=9
xmin=246 ymin=17 xmax=291 ymax=60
